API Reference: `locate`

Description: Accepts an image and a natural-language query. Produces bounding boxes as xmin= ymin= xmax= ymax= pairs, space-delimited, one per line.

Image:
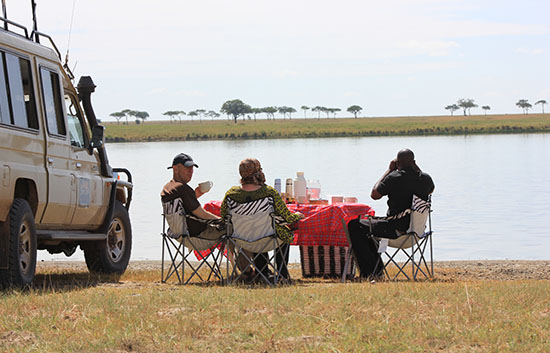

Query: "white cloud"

xmin=401 ymin=40 xmax=459 ymax=56
xmin=515 ymin=48 xmax=544 ymax=55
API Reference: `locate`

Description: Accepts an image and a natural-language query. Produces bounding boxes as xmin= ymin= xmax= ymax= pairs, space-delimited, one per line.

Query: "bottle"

xmin=307 ymin=179 xmax=321 ymax=200
xmin=294 ymin=172 xmax=307 ymax=204
xmin=285 ymin=178 xmax=293 ymax=200
xmin=274 ymin=178 xmax=281 ymax=194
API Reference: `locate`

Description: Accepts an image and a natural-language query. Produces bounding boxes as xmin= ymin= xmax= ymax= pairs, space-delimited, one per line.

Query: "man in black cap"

xmin=348 ymin=148 xmax=435 ymax=278
xmin=161 ymin=153 xmax=221 ymax=238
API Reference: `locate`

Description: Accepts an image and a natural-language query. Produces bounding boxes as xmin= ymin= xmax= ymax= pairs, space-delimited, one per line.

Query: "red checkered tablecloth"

xmin=204 ymin=201 xmax=374 ymax=247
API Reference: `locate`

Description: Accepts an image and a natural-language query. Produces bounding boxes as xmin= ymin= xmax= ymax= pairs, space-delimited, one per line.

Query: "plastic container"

xmin=307 ymin=179 xmax=321 ymax=200
xmin=294 ymin=172 xmax=307 ymax=203
xmin=274 ymin=178 xmax=281 ymax=194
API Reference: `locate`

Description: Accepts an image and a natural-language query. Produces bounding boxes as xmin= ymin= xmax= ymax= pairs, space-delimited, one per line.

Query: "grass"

xmin=103 ymin=114 xmax=550 ymax=142
xmin=1 ymin=266 xmax=549 ymax=352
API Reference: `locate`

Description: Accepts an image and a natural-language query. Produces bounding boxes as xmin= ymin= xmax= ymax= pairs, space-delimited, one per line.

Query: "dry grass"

xmin=1 ymin=263 xmax=549 ymax=352
xmin=103 ymin=114 xmax=550 ymax=142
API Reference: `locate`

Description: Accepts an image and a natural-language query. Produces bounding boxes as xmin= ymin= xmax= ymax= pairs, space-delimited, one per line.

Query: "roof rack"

xmin=0 ymin=16 xmax=74 ymax=80
xmin=0 ymin=16 xmax=30 ymax=39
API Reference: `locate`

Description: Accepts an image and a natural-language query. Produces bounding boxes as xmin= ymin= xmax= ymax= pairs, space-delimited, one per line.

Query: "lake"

xmin=38 ymin=133 xmax=550 ymax=263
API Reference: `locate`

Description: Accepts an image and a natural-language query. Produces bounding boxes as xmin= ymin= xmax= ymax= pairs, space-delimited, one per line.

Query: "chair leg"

xmin=342 ymin=246 xmax=352 ymax=283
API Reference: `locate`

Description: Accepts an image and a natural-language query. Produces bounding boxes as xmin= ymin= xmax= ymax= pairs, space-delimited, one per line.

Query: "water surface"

xmin=39 ymin=133 xmax=550 ymax=262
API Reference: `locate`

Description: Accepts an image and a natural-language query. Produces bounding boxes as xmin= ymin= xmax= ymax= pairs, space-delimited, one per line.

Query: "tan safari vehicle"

xmin=0 ymin=6 xmax=133 ymax=288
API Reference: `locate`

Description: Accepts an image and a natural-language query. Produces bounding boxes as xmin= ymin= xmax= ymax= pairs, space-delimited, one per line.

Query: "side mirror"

xmin=90 ymin=125 xmax=105 ymax=150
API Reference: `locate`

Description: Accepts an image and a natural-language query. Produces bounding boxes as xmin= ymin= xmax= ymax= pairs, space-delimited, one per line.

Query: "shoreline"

xmin=36 ymin=259 xmax=550 ymax=281
xmin=102 ymin=114 xmax=550 ymax=143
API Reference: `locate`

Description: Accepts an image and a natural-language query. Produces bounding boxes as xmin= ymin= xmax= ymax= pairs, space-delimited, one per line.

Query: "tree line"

xmin=110 ymin=102 xmax=363 ymax=124
xmin=445 ymin=98 xmax=547 ymax=116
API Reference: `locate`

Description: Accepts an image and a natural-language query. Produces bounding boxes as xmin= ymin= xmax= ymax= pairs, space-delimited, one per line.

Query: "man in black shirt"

xmin=348 ymin=148 xmax=435 ymax=278
xmin=161 ymin=153 xmax=221 ymax=239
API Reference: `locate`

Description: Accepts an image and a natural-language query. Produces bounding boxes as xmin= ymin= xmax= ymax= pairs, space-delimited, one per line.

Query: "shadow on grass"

xmin=1 ymin=272 xmax=122 ymax=295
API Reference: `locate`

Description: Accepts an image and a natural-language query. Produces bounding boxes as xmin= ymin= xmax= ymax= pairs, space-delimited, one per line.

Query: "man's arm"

xmin=194 ymin=187 xmax=205 ymax=199
xmin=371 ymin=159 xmax=397 ymax=200
xmin=191 ymin=205 xmax=220 ymax=220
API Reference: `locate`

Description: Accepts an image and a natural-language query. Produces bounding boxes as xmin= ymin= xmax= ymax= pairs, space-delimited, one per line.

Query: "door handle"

xmin=48 ymin=157 xmax=54 ymax=165
xmin=76 ymin=162 xmax=82 ymax=169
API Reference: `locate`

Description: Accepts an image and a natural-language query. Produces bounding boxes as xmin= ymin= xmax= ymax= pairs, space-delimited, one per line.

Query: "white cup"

xmin=199 ymin=181 xmax=213 ymax=193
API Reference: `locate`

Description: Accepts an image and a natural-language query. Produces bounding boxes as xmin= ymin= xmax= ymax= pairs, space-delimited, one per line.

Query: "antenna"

xmin=2 ymin=0 xmax=7 ymax=30
xmin=31 ymin=0 xmax=39 ymax=43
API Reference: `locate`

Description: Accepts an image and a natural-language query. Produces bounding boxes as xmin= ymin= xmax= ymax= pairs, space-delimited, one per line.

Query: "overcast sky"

xmin=6 ymin=0 xmax=550 ymax=120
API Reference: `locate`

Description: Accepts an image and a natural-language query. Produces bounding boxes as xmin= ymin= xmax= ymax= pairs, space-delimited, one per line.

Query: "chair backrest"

xmin=226 ymin=196 xmax=276 ymax=242
xmin=162 ymin=198 xmax=189 ymax=238
xmin=386 ymin=195 xmax=431 ymax=249
xmin=406 ymin=195 xmax=431 ymax=237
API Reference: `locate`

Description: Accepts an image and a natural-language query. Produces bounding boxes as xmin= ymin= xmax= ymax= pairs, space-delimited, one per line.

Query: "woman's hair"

xmin=239 ymin=158 xmax=266 ymax=185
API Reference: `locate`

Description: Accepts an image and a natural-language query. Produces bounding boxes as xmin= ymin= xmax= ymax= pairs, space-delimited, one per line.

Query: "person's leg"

xmin=348 ymin=219 xmax=383 ymax=278
xmin=275 ymin=243 xmax=290 ymax=279
xmin=254 ymin=252 xmax=270 ymax=278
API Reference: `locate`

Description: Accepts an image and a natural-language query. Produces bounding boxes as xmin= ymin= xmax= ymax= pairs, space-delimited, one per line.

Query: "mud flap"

xmin=0 ymin=229 xmax=7 ymax=269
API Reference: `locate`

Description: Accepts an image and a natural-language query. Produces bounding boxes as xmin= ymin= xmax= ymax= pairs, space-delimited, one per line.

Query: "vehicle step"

xmin=36 ymin=230 xmax=107 ymax=241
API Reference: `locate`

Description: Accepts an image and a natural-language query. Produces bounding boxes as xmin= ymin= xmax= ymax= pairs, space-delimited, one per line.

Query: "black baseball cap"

xmin=167 ymin=153 xmax=199 ymax=169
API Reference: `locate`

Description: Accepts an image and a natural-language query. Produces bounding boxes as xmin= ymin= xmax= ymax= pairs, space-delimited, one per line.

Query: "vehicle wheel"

xmin=84 ymin=201 xmax=132 ymax=274
xmin=0 ymin=199 xmax=37 ymax=288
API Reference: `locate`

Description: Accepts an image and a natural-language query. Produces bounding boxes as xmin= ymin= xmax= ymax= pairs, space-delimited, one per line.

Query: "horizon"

xmin=5 ymin=0 xmax=550 ymax=121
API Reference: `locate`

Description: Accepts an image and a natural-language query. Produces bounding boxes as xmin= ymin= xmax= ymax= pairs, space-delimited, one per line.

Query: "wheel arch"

xmin=14 ymin=178 xmax=39 ymax=217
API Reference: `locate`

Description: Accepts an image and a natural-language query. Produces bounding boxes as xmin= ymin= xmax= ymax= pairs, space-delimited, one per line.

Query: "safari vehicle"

xmin=0 ymin=3 xmax=133 ymax=288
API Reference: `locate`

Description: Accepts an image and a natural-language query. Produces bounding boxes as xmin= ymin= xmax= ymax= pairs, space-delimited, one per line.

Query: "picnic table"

xmin=204 ymin=201 xmax=374 ymax=247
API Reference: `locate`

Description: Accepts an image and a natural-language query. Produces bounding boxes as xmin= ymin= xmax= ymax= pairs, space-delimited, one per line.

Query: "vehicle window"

xmin=4 ymin=53 xmax=38 ymax=129
xmin=40 ymin=68 xmax=66 ymax=136
xmin=65 ymin=95 xmax=88 ymax=148
xmin=0 ymin=54 xmax=10 ymax=125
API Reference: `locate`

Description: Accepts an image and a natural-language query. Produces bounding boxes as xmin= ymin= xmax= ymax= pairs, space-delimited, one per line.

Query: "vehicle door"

xmin=0 ymin=49 xmax=47 ymax=223
xmin=37 ymin=63 xmax=77 ymax=225
xmin=64 ymin=93 xmax=106 ymax=227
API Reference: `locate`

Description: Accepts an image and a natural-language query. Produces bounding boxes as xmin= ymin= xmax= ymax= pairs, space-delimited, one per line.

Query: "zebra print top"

xmin=221 ymin=185 xmax=302 ymax=243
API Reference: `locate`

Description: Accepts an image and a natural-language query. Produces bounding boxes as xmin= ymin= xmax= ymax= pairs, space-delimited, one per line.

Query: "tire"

xmin=0 ymin=199 xmax=37 ymax=288
xmin=84 ymin=201 xmax=132 ymax=274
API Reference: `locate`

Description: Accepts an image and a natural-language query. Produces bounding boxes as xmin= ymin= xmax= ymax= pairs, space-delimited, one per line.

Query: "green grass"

xmin=1 ymin=267 xmax=549 ymax=352
xmin=103 ymin=114 xmax=550 ymax=142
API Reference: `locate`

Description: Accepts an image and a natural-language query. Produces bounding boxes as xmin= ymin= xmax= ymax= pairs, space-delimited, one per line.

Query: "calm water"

xmin=38 ymin=133 xmax=550 ymax=262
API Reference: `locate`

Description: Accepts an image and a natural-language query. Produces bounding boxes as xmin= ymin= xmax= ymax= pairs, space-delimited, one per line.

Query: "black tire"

xmin=0 ymin=199 xmax=37 ymax=288
xmin=84 ymin=201 xmax=132 ymax=274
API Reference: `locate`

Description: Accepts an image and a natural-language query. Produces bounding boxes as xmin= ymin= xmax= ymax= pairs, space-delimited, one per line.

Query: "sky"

xmin=5 ymin=0 xmax=550 ymax=120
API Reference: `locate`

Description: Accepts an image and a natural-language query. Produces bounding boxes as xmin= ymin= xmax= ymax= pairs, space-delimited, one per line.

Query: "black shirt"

xmin=376 ymin=167 xmax=435 ymax=231
xmin=161 ymin=180 xmax=206 ymax=236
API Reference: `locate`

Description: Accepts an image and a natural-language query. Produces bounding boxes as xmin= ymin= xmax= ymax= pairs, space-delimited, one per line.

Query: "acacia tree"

xmin=311 ymin=106 xmax=323 ymax=120
xmin=481 ymin=105 xmax=491 ymax=115
xmin=301 ymin=105 xmax=310 ymax=118
xmin=176 ymin=110 xmax=186 ymax=123
xmin=329 ymin=108 xmax=341 ymax=118
xmin=121 ymin=109 xmax=133 ymax=124
xmin=188 ymin=110 xmax=198 ymax=121
xmin=195 ymin=109 xmax=206 ymax=122
xmin=347 ymin=105 xmax=362 ymax=118
xmin=163 ymin=111 xmax=178 ymax=123
xmin=535 ymin=99 xmax=547 ymax=114
xmin=221 ymin=99 xmax=252 ymax=123
xmin=134 ymin=111 xmax=149 ymax=124
xmin=457 ymin=99 xmax=477 ymax=116
xmin=262 ymin=106 xmax=277 ymax=120
xmin=110 ymin=111 xmax=125 ymax=124
xmin=444 ymin=104 xmax=459 ymax=116
xmin=207 ymin=110 xmax=220 ymax=121
xmin=516 ymin=99 xmax=532 ymax=114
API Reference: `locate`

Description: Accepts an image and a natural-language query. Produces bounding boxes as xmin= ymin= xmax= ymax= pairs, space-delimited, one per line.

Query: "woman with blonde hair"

xmin=221 ymin=158 xmax=303 ymax=282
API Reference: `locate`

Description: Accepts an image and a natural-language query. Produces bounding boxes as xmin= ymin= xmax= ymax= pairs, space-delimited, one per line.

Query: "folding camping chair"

xmin=161 ymin=198 xmax=226 ymax=284
xmin=224 ymin=197 xmax=291 ymax=286
xmin=342 ymin=195 xmax=433 ymax=281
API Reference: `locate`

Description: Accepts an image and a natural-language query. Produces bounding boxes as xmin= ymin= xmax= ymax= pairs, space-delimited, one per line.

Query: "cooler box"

xmin=300 ymin=245 xmax=355 ymax=278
